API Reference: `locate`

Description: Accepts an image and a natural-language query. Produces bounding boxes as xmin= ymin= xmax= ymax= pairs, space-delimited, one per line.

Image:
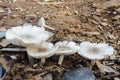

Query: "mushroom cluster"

xmin=6 ymin=17 xmax=55 ymax=65
xmin=6 ymin=23 xmax=53 ymax=47
xmin=5 ymin=17 xmax=115 ymax=67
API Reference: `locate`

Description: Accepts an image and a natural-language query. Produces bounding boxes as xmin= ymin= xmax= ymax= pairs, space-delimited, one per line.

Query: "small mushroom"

xmin=55 ymin=41 xmax=80 ymax=65
xmin=38 ymin=17 xmax=55 ymax=30
xmin=27 ymin=42 xmax=57 ymax=64
xmin=5 ymin=24 xmax=53 ymax=64
xmin=78 ymin=42 xmax=114 ymax=74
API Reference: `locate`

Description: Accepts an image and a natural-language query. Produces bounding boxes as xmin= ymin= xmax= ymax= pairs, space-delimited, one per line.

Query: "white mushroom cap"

xmin=78 ymin=42 xmax=114 ymax=60
xmin=55 ymin=41 xmax=80 ymax=55
xmin=27 ymin=42 xmax=57 ymax=59
xmin=5 ymin=24 xmax=53 ymax=47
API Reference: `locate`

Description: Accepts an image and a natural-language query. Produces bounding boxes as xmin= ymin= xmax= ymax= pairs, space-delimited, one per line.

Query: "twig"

xmin=35 ymin=71 xmax=48 ymax=76
xmin=38 ymin=2 xmax=76 ymax=5
xmin=0 ymin=48 xmax=26 ymax=52
xmin=45 ymin=25 xmax=55 ymax=30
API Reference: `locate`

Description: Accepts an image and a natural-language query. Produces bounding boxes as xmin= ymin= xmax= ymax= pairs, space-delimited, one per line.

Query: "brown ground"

xmin=0 ymin=0 xmax=120 ymax=80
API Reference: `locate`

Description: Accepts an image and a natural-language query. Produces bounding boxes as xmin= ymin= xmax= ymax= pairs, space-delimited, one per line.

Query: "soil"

xmin=0 ymin=0 xmax=120 ymax=80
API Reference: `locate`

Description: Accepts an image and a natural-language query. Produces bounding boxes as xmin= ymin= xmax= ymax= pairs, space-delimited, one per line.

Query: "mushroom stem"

xmin=95 ymin=60 xmax=105 ymax=74
xmin=41 ymin=58 xmax=46 ymax=64
xmin=27 ymin=54 xmax=34 ymax=65
xmin=58 ymin=55 xmax=64 ymax=65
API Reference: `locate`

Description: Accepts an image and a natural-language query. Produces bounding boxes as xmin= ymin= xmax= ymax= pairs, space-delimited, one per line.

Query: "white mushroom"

xmin=78 ymin=42 xmax=114 ymax=60
xmin=38 ymin=17 xmax=55 ymax=30
xmin=78 ymin=41 xmax=114 ymax=74
xmin=5 ymin=24 xmax=53 ymax=64
xmin=6 ymin=24 xmax=53 ymax=47
xmin=27 ymin=42 xmax=57 ymax=64
xmin=55 ymin=41 xmax=80 ymax=65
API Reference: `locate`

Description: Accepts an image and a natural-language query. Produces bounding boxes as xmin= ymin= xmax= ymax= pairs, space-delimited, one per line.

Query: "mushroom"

xmin=6 ymin=24 xmax=53 ymax=47
xmin=38 ymin=17 xmax=55 ymax=30
xmin=77 ymin=42 xmax=114 ymax=74
xmin=55 ymin=41 xmax=80 ymax=65
xmin=5 ymin=24 xmax=53 ymax=64
xmin=27 ymin=42 xmax=57 ymax=64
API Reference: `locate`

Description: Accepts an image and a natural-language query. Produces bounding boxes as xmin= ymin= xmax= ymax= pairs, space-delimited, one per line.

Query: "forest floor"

xmin=0 ymin=0 xmax=120 ymax=80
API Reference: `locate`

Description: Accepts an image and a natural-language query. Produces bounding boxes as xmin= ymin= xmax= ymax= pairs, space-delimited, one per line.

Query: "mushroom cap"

xmin=78 ymin=42 xmax=114 ymax=60
xmin=5 ymin=24 xmax=53 ymax=47
xmin=27 ymin=42 xmax=57 ymax=59
xmin=55 ymin=41 xmax=80 ymax=55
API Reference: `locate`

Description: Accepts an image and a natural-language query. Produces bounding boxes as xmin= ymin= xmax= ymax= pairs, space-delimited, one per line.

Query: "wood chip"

xmin=33 ymin=0 xmax=40 ymax=2
xmin=103 ymin=0 xmax=120 ymax=9
xmin=0 ymin=58 xmax=9 ymax=70
xmin=24 ymin=67 xmax=42 ymax=72
xmin=43 ymin=73 xmax=53 ymax=80
xmin=32 ymin=74 xmax=43 ymax=80
xmin=45 ymin=0 xmax=54 ymax=2
xmin=0 ymin=39 xmax=10 ymax=47
xmin=102 ymin=65 xmax=119 ymax=74
xmin=95 ymin=60 xmax=106 ymax=74
xmin=82 ymin=31 xmax=100 ymax=35
xmin=0 ymin=28 xmax=7 ymax=31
